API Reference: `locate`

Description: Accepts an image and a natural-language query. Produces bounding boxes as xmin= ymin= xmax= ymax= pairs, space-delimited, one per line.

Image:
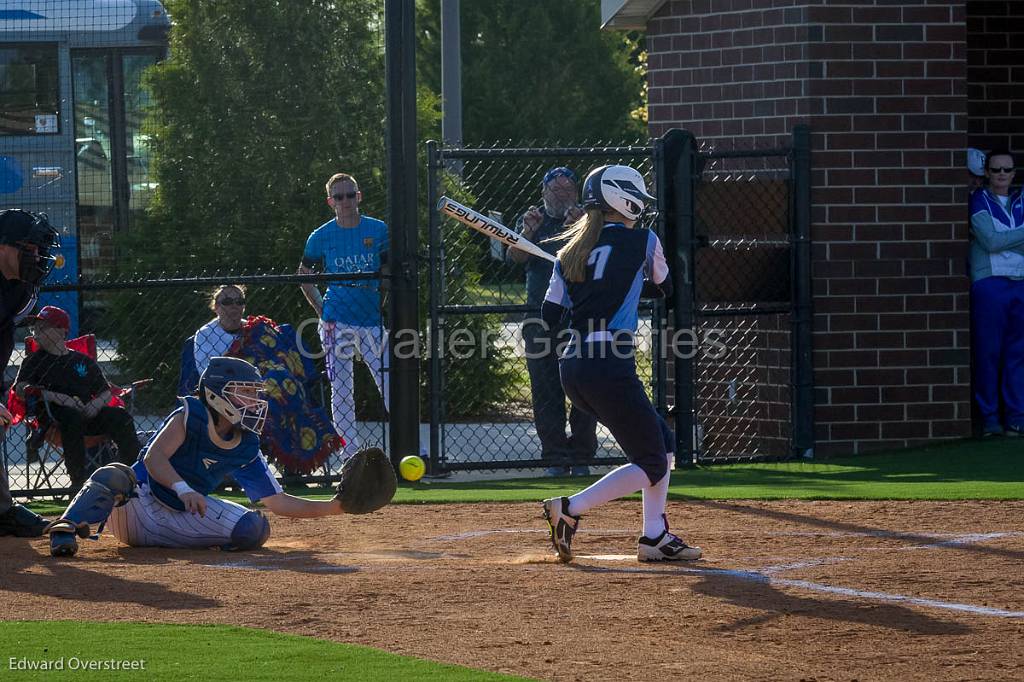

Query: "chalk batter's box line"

xmin=434 ymin=527 xmax=1024 ymax=620
xmin=571 ymin=557 xmax=1024 ymax=619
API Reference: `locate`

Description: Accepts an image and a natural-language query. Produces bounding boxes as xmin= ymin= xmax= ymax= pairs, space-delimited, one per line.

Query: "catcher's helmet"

xmin=0 ymin=209 xmax=60 ymax=285
xmin=581 ymin=165 xmax=656 ymax=222
xmin=199 ymin=357 xmax=268 ymax=435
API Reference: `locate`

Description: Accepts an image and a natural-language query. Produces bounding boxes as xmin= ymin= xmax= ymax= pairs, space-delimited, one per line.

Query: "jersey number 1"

xmin=588 ymin=245 xmax=612 ymax=280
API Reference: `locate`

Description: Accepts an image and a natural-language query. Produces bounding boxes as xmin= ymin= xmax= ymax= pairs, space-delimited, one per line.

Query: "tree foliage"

xmin=110 ymin=0 xmax=519 ymax=417
xmin=416 ymin=0 xmax=646 ymax=144
xmin=125 ymin=0 xmax=386 ymax=276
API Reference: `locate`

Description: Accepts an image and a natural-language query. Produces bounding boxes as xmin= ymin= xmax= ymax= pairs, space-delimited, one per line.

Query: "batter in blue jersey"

xmin=46 ymin=358 xmax=348 ymax=557
xmin=540 ymin=165 xmax=702 ymax=564
xmin=298 ymin=172 xmax=389 ymax=456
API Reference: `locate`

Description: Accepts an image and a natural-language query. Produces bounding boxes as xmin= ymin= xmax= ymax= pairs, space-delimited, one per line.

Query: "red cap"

xmin=29 ymin=305 xmax=70 ymax=330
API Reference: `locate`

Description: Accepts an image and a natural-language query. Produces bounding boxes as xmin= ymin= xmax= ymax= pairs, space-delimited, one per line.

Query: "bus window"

xmin=123 ymin=53 xmax=159 ymax=223
xmin=73 ymin=52 xmax=114 ymax=277
xmin=0 ymin=44 xmax=60 ymax=135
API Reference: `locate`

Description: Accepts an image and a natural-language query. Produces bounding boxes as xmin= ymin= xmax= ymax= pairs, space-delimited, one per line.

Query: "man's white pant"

xmin=107 ymin=483 xmax=250 ymax=548
xmin=319 ymin=322 xmax=390 ymax=455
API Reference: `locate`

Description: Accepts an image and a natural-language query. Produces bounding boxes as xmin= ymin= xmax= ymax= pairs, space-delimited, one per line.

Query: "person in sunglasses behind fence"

xmin=968 ymin=149 xmax=1024 ymax=437
xmin=194 ymin=284 xmax=247 ymax=375
xmin=510 ymin=167 xmax=598 ymax=477
xmin=298 ymin=173 xmax=389 ymax=458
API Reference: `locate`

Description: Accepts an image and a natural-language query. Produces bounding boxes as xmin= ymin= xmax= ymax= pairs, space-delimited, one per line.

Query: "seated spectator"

xmin=968 ymin=149 xmax=1024 ymax=436
xmin=178 ymin=284 xmax=246 ymax=396
xmin=13 ymin=306 xmax=141 ymax=491
xmin=178 ymin=289 xmax=342 ymax=475
xmin=195 ymin=284 xmax=246 ymax=376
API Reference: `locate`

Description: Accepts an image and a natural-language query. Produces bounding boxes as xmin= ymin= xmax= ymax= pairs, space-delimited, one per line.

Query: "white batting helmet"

xmin=581 ymin=164 xmax=656 ymax=221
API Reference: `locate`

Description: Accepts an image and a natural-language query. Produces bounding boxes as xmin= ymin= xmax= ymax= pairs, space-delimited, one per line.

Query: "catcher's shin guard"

xmin=47 ymin=520 xmax=88 ymax=557
xmin=46 ymin=463 xmax=137 ymax=557
xmin=222 ymin=510 xmax=270 ymax=551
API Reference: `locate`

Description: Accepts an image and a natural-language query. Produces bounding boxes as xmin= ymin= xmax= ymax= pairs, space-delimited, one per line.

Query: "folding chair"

xmin=7 ymin=334 xmax=151 ymax=495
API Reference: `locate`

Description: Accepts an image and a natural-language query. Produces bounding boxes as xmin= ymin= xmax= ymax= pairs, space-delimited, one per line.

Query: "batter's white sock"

xmin=641 ymin=452 xmax=673 ymax=538
xmin=567 ymin=464 xmax=650 ymax=517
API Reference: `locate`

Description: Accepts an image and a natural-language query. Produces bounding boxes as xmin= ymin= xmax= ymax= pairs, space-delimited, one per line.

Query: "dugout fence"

xmin=3 ymin=129 xmax=810 ymax=499
xmin=425 ymin=143 xmax=662 ymax=474
xmin=2 ymin=272 xmax=388 ymax=498
xmin=425 ymin=127 xmax=813 ymax=473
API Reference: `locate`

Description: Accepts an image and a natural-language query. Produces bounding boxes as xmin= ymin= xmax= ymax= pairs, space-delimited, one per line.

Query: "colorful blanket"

xmin=228 ymin=316 xmax=343 ymax=474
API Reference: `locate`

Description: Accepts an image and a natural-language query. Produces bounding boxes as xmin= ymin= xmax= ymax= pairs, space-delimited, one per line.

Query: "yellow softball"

xmin=398 ymin=455 xmax=426 ymax=482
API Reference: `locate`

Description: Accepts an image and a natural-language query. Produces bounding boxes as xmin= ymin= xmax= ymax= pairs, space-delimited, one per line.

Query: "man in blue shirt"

xmin=298 ymin=173 xmax=389 ymax=456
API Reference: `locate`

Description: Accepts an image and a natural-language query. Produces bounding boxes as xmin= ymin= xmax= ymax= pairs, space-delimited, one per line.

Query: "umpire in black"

xmin=509 ymin=167 xmax=598 ymax=476
xmin=0 ymin=208 xmax=61 ymax=537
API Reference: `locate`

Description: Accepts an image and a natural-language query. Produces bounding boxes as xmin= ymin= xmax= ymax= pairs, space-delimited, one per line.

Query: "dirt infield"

xmin=3 ymin=499 xmax=1023 ymax=681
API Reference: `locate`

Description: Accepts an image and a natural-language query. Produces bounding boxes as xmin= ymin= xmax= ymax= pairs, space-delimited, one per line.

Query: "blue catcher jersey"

xmin=133 ymin=396 xmax=283 ymax=511
xmin=302 ymin=216 xmax=389 ymax=326
xmin=544 ymin=224 xmax=668 ymax=336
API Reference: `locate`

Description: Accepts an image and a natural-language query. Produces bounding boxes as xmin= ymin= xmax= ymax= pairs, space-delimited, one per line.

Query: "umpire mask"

xmin=0 ymin=209 xmax=61 ymax=285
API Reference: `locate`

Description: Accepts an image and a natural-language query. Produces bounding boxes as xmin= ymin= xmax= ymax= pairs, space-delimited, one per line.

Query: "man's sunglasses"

xmin=331 ymin=191 xmax=358 ymax=200
xmin=218 ymin=297 xmax=245 ymax=306
xmin=989 ymin=166 xmax=1015 ymax=174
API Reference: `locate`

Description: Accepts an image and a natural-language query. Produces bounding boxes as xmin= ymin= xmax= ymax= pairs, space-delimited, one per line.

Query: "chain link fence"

xmin=3 ymin=273 xmax=388 ymax=498
xmin=426 ymin=143 xmax=665 ymax=473
xmin=669 ymin=128 xmax=813 ymax=464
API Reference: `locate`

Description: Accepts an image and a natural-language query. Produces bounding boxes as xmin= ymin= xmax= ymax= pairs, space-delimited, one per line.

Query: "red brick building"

xmin=603 ymin=0 xmax=1024 ymax=455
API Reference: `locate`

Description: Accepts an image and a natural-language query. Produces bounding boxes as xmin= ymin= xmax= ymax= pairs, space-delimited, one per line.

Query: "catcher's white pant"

xmin=106 ymin=483 xmax=250 ymax=548
xmin=319 ymin=321 xmax=390 ymax=455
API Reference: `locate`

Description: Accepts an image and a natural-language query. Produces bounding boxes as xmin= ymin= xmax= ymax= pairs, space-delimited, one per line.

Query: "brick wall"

xmin=647 ymin=0 xmax=813 ymax=146
xmin=645 ymin=0 xmax=972 ymax=456
xmin=967 ymin=0 xmax=1024 ymax=150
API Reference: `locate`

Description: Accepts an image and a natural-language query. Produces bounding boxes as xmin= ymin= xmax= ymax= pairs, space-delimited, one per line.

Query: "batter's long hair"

xmin=554 ymin=207 xmax=605 ymax=283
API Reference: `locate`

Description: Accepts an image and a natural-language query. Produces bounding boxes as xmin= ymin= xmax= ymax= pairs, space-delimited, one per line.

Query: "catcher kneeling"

xmin=46 ymin=357 xmax=395 ymax=557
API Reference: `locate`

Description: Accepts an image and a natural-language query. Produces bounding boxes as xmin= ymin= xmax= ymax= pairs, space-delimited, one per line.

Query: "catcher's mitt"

xmin=334 ymin=447 xmax=397 ymax=514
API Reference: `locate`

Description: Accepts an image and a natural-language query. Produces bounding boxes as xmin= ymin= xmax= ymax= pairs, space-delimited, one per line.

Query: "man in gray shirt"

xmin=509 ymin=167 xmax=597 ymax=476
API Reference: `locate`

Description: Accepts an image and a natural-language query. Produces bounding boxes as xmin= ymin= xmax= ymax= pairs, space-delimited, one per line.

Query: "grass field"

xmin=23 ymin=437 xmax=1023 ymax=518
xmin=0 ymin=622 xmax=527 ymax=681
xmin=7 ymin=436 xmax=1021 ymax=680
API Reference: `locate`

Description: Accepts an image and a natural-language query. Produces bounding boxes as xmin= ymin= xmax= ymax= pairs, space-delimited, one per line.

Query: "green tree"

xmin=125 ymin=0 xmax=387 ymax=276
xmin=109 ymin=1 xmax=517 ymax=418
xmin=416 ymin=0 xmax=646 ymax=144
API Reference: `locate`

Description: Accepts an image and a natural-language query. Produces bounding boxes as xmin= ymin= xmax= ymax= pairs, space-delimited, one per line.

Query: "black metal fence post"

xmin=384 ymin=0 xmax=420 ymax=469
xmin=791 ymin=125 xmax=814 ymax=458
xmin=652 ymin=138 xmax=668 ymax=417
xmin=673 ymin=131 xmax=698 ymax=467
xmin=426 ymin=140 xmax=443 ymax=474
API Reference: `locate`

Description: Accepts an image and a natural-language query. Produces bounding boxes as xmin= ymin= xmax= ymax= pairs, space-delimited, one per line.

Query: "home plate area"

xmin=2 ymin=500 xmax=1023 ymax=681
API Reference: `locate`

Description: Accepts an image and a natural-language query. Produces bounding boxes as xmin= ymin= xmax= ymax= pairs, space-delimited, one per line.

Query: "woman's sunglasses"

xmin=989 ymin=167 xmax=1015 ymax=174
xmin=331 ymin=192 xmax=358 ymax=200
xmin=218 ymin=297 xmax=245 ymax=306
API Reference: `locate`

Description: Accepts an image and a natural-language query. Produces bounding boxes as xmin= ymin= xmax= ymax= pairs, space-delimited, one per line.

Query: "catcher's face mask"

xmin=205 ymin=381 xmax=268 ymax=435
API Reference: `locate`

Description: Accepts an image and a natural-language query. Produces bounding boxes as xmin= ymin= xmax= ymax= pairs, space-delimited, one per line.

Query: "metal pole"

xmin=673 ymin=131 xmax=698 ymax=467
xmin=385 ymin=0 xmax=420 ymax=471
xmin=653 ymin=138 xmax=668 ymax=415
xmin=440 ymin=0 xmax=463 ymax=174
xmin=791 ymin=125 xmax=814 ymax=458
xmin=426 ymin=140 xmax=443 ymax=474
